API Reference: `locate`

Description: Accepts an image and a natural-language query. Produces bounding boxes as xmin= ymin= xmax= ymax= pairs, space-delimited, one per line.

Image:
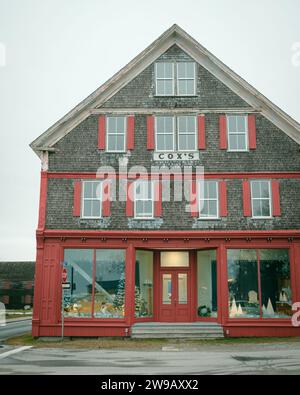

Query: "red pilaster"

xmin=125 ymin=244 xmax=136 ymax=329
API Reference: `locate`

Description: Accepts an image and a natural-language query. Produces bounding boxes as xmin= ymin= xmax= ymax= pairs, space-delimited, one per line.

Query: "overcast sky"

xmin=0 ymin=0 xmax=299 ymax=261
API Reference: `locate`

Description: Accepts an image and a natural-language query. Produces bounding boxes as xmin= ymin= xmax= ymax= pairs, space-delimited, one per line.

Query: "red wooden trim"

xmin=73 ymin=181 xmax=82 ymax=217
xmin=272 ymin=180 xmax=281 ymax=216
xmin=125 ymin=244 xmax=135 ymax=327
xmin=47 ymin=172 xmax=300 ymax=180
xmin=154 ymin=181 xmax=162 ymax=217
xmin=98 ymin=115 xmax=106 ymax=150
xmin=190 ymin=181 xmax=198 ymax=217
xmin=126 ymin=181 xmax=134 ymax=217
xmin=127 ymin=116 xmax=135 ymax=150
xmin=42 ymin=229 xmax=300 ymax=239
xmin=147 ymin=115 xmax=155 ymax=150
xmin=242 ymin=180 xmax=252 ymax=217
xmin=197 ymin=115 xmax=206 ymax=150
xmin=102 ymin=181 xmax=111 ymax=217
xmin=248 ymin=114 xmax=257 ymax=150
xmin=37 ymin=171 xmax=48 ymax=230
xmin=219 ymin=115 xmax=228 ymax=150
xmin=219 ymin=181 xmax=228 ymax=217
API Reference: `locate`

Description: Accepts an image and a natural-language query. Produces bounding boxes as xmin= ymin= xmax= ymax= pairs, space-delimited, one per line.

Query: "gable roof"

xmin=30 ymin=24 xmax=300 ymax=157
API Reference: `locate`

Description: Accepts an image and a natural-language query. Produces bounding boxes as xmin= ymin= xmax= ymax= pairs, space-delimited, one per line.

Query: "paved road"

xmin=1 ymin=342 xmax=300 ymax=375
xmin=0 ymin=319 xmax=32 ymax=341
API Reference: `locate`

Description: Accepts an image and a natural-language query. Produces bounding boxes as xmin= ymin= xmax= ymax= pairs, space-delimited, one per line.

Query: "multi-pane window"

xmin=177 ymin=116 xmax=197 ymax=151
xmin=177 ymin=63 xmax=196 ymax=95
xmin=107 ymin=116 xmax=126 ymax=152
xmin=198 ymin=180 xmax=219 ymax=219
xmin=134 ymin=180 xmax=154 ymax=219
xmin=155 ymin=115 xmax=196 ymax=152
xmin=155 ymin=116 xmax=175 ymax=151
xmin=155 ymin=63 xmax=175 ymax=96
xmin=251 ymin=180 xmax=272 ymax=218
xmin=82 ymin=181 xmax=102 ymax=218
xmin=227 ymin=115 xmax=248 ymax=151
xmin=155 ymin=62 xmax=196 ymax=96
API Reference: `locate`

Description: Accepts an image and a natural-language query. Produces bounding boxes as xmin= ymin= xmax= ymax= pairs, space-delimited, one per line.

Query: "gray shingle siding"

xmin=45 ymin=45 xmax=300 ymax=231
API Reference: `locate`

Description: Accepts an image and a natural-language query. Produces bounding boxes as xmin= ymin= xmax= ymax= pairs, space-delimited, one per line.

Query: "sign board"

xmin=62 ymin=287 xmax=71 ymax=309
xmin=62 ymin=268 xmax=68 ymax=283
xmin=62 ymin=282 xmax=71 ymax=289
xmin=153 ymin=152 xmax=200 ymax=161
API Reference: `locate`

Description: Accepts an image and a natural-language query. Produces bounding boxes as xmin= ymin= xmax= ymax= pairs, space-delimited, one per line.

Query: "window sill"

xmin=153 ymin=95 xmax=198 ymax=98
xmin=251 ymin=217 xmax=273 ymax=220
xmin=197 ymin=218 xmax=222 ymax=221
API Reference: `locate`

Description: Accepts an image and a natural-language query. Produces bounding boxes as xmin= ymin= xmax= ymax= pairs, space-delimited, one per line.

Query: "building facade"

xmin=31 ymin=25 xmax=300 ymax=338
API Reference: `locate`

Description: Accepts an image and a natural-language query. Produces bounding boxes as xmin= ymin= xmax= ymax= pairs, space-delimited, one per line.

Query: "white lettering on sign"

xmin=153 ymin=152 xmax=200 ymax=161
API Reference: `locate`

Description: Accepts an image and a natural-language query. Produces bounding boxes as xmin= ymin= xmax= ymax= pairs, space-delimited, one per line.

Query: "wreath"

xmin=198 ymin=305 xmax=211 ymax=317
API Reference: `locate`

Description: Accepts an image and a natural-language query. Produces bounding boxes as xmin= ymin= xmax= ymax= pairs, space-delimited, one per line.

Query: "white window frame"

xmin=155 ymin=116 xmax=176 ymax=152
xmin=106 ymin=116 xmax=127 ymax=153
xmin=155 ymin=62 xmax=175 ymax=96
xmin=134 ymin=180 xmax=154 ymax=220
xmin=251 ymin=180 xmax=273 ymax=219
xmin=176 ymin=62 xmax=196 ymax=96
xmin=81 ymin=181 xmax=103 ymax=219
xmin=198 ymin=180 xmax=219 ymax=220
xmin=227 ymin=115 xmax=249 ymax=152
xmin=155 ymin=115 xmax=197 ymax=152
xmin=177 ymin=115 xmax=197 ymax=152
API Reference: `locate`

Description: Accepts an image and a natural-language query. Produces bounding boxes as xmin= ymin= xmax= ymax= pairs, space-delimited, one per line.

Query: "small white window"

xmin=177 ymin=63 xmax=196 ymax=96
xmin=106 ymin=116 xmax=126 ymax=152
xmin=251 ymin=180 xmax=272 ymax=218
xmin=198 ymin=180 xmax=219 ymax=219
xmin=134 ymin=180 xmax=154 ymax=219
xmin=155 ymin=116 xmax=175 ymax=152
xmin=82 ymin=181 xmax=102 ymax=218
xmin=155 ymin=63 xmax=175 ymax=96
xmin=227 ymin=115 xmax=248 ymax=152
xmin=177 ymin=116 xmax=197 ymax=151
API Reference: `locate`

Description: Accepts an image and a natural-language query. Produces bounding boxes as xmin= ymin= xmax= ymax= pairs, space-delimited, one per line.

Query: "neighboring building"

xmin=30 ymin=25 xmax=300 ymax=338
xmin=0 ymin=262 xmax=35 ymax=309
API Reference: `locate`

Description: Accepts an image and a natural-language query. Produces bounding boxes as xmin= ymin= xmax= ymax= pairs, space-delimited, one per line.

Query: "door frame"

xmin=156 ymin=250 xmax=193 ymax=322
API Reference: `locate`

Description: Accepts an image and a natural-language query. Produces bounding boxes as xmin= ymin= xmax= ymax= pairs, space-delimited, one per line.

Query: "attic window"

xmin=155 ymin=62 xmax=196 ymax=96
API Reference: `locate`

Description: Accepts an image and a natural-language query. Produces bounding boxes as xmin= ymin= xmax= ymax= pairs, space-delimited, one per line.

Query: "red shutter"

xmin=102 ymin=181 xmax=111 ymax=217
xmin=147 ymin=115 xmax=155 ymax=150
xmin=126 ymin=181 xmax=134 ymax=217
xmin=219 ymin=115 xmax=228 ymax=150
xmin=243 ymin=180 xmax=252 ymax=217
xmin=197 ymin=115 xmax=206 ymax=150
xmin=190 ymin=181 xmax=198 ymax=217
xmin=154 ymin=181 xmax=162 ymax=217
xmin=272 ymin=180 xmax=281 ymax=216
xmin=73 ymin=181 xmax=82 ymax=217
xmin=248 ymin=114 xmax=257 ymax=150
xmin=98 ymin=115 xmax=106 ymax=150
xmin=127 ymin=116 xmax=135 ymax=150
xmin=219 ymin=181 xmax=228 ymax=217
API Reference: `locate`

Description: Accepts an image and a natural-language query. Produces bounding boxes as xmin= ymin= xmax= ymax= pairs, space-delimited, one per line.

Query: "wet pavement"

xmin=1 ymin=342 xmax=300 ymax=375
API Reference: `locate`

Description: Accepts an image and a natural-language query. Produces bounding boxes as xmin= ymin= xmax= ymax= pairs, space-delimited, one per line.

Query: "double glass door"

xmin=160 ymin=269 xmax=191 ymax=322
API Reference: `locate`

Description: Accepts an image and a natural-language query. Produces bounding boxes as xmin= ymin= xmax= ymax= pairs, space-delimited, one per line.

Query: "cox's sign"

xmin=154 ymin=152 xmax=200 ymax=161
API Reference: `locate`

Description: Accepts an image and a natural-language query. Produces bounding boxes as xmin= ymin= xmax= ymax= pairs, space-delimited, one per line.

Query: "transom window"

xmin=107 ymin=116 xmax=126 ymax=152
xmin=227 ymin=115 xmax=248 ymax=151
xmin=134 ymin=180 xmax=154 ymax=219
xmin=155 ymin=115 xmax=197 ymax=152
xmin=198 ymin=180 xmax=219 ymax=219
xmin=82 ymin=181 xmax=102 ymax=218
xmin=155 ymin=62 xmax=196 ymax=96
xmin=251 ymin=180 xmax=272 ymax=218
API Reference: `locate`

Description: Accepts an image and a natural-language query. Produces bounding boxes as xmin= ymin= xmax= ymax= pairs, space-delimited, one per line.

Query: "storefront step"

xmin=131 ymin=323 xmax=224 ymax=339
